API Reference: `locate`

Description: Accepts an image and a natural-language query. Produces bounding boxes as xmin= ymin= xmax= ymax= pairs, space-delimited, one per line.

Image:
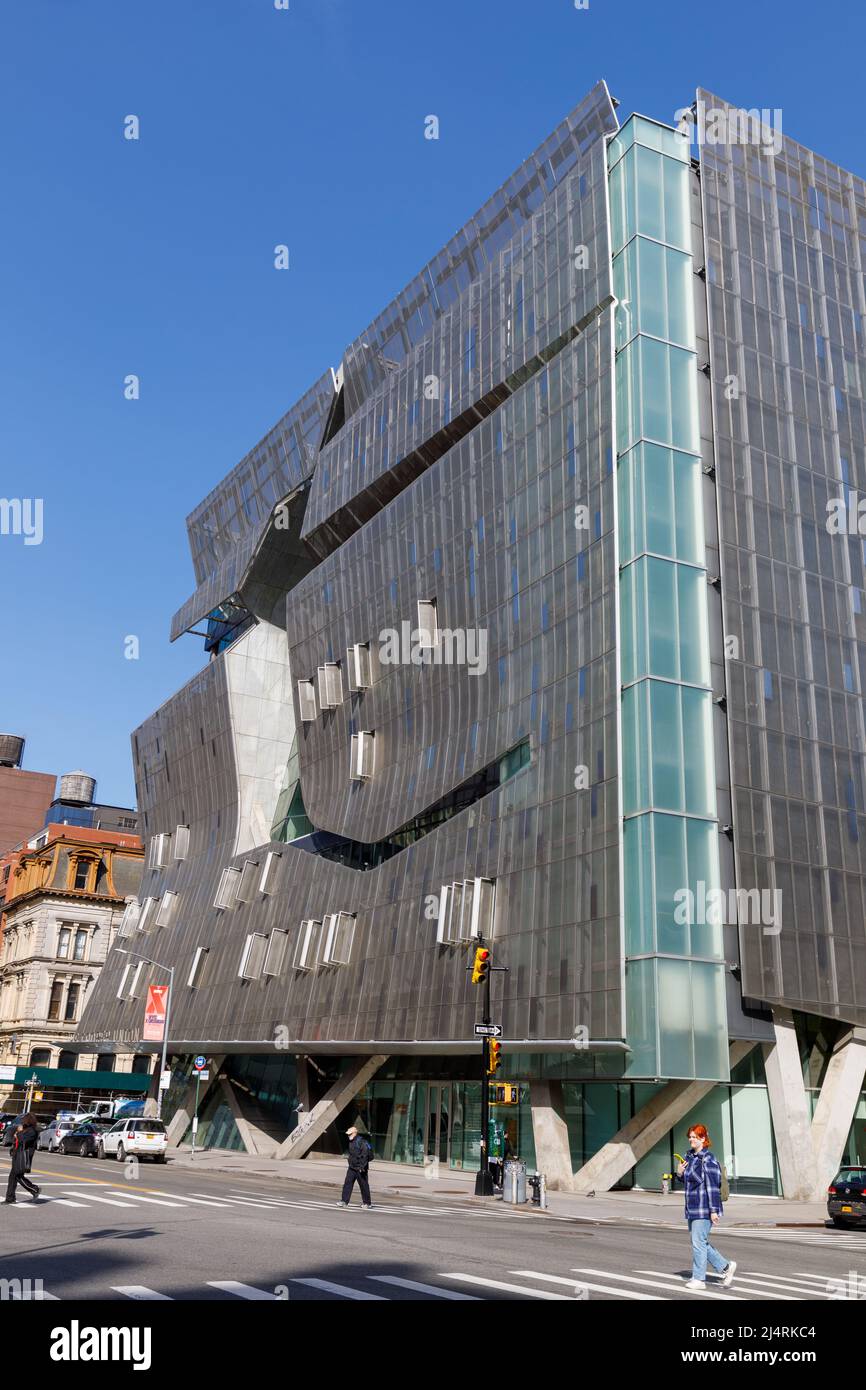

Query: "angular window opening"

xmin=318 ymin=662 xmax=343 ymax=709
xmin=347 ymin=642 xmax=372 ymax=691
xmin=187 ymin=947 xmax=209 ymax=989
xmin=297 ymin=679 xmax=317 ymax=722
xmin=350 ymin=730 xmax=376 ymax=781
xmin=417 ymin=599 xmax=439 ymax=649
xmin=214 ymin=867 xmax=241 ymax=910
xmin=238 ymin=933 xmax=268 ymax=980
xmin=322 ymin=912 xmax=356 ymax=966
xmin=263 ymin=929 xmax=290 ymax=977
xmin=293 ymin=919 xmax=322 ymax=971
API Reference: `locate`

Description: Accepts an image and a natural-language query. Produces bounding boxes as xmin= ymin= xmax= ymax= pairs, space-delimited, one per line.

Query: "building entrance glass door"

xmin=425 ymin=1083 xmax=451 ymax=1166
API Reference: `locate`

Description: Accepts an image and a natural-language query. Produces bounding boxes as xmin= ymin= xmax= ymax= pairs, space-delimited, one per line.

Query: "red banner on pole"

xmin=143 ymin=984 xmax=168 ymax=1041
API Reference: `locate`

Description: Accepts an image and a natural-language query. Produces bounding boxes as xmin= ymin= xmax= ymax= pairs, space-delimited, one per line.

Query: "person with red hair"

xmin=675 ymin=1124 xmax=737 ymax=1290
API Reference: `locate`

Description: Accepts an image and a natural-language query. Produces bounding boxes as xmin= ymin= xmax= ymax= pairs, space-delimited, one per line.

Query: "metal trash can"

xmin=661 ymin=1173 xmax=673 ymax=1195
xmin=505 ymin=1158 xmax=527 ymax=1204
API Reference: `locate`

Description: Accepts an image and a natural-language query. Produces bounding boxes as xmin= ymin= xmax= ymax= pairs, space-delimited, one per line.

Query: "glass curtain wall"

xmin=608 ymin=116 xmax=729 ymax=1079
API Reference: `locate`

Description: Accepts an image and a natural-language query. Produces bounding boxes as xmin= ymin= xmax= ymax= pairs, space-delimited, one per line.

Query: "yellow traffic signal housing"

xmin=487 ymin=1039 xmax=503 ymax=1074
xmin=489 ymin=1082 xmax=519 ymax=1105
xmin=471 ymin=946 xmax=490 ymax=985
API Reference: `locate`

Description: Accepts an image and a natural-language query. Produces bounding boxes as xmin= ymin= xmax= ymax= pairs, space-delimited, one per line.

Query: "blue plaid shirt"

xmin=680 ymin=1148 xmax=723 ymax=1220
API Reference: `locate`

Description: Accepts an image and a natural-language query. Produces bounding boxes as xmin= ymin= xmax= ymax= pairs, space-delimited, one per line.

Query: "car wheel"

xmin=97 ymin=1142 xmax=105 ymax=1159
xmin=116 ymin=1143 xmax=125 ymax=1162
xmin=832 ymin=1217 xmax=850 ymax=1228
xmin=59 ymin=1140 xmax=68 ymax=1156
xmin=154 ymin=1155 xmax=167 ymax=1164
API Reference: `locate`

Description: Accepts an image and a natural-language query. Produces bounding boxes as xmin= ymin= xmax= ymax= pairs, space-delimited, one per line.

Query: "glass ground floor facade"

xmin=161 ymin=1041 xmax=866 ymax=1197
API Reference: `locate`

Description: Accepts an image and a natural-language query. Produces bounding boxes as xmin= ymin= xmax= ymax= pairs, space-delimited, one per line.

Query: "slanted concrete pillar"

xmin=763 ymin=1007 xmax=815 ymax=1200
xmin=572 ymin=1041 xmax=755 ymax=1195
xmin=165 ymin=1056 xmax=225 ymax=1146
xmin=276 ymin=1054 xmax=388 ymax=1160
xmin=530 ymin=1080 xmax=574 ymax=1191
xmin=809 ymin=1027 xmax=866 ymax=1199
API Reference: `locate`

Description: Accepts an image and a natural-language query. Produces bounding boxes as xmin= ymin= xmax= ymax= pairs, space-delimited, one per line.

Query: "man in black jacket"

xmin=5 ymin=1116 xmax=41 ymax=1204
xmin=337 ymin=1125 xmax=372 ymax=1209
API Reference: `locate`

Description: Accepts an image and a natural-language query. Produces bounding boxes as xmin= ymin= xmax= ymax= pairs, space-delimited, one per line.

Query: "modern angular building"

xmin=74 ymin=82 xmax=866 ymax=1196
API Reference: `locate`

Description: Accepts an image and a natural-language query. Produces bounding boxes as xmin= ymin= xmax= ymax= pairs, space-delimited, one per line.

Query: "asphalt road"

xmin=1 ymin=1150 xmax=863 ymax=1303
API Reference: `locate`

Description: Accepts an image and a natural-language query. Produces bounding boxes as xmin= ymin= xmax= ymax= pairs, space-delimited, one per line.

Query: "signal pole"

xmin=473 ymin=937 xmax=495 ymax=1196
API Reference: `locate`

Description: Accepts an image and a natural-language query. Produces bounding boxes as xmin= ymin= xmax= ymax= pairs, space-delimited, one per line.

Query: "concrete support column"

xmin=530 ymin=1080 xmax=574 ymax=1191
xmin=571 ymin=1041 xmax=755 ymax=1195
xmin=762 ymin=1007 xmax=816 ymax=1200
xmin=809 ymin=1027 xmax=866 ymax=1199
xmin=276 ymin=1054 xmax=388 ymax=1160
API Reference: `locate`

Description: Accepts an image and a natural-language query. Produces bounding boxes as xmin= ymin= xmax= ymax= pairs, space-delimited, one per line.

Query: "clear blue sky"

xmin=1 ymin=0 xmax=863 ymax=808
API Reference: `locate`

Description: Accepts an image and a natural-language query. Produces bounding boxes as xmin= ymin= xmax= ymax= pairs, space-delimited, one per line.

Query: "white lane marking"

xmin=112 ymin=1286 xmax=173 ymax=1300
xmin=207 ymin=1281 xmax=282 ymax=1301
xmin=572 ymin=1268 xmax=741 ymax=1301
xmin=635 ymin=1268 xmax=800 ymax=1300
xmin=511 ymin=1270 xmax=664 ymax=1300
xmin=441 ymin=1274 xmax=571 ymax=1299
xmin=368 ymin=1275 xmax=480 ymax=1299
xmin=291 ymin=1278 xmax=387 ymax=1300
xmin=60 ymin=1191 xmax=136 ymax=1208
xmin=105 ymin=1191 xmax=185 ymax=1208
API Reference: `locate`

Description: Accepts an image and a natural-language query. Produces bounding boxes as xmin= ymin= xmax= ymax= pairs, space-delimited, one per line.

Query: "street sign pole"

xmin=191 ymin=1072 xmax=201 ymax=1160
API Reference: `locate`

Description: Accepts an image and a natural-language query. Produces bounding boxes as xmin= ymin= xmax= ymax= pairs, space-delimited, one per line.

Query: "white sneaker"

xmin=721 ymin=1260 xmax=737 ymax=1287
xmin=684 ymin=1279 xmax=707 ymax=1291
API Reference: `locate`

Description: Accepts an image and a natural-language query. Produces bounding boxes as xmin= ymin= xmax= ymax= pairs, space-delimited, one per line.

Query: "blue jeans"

xmin=688 ymin=1218 xmax=728 ymax=1281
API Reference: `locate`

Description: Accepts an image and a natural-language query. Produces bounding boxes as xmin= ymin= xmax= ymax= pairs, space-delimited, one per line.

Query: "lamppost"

xmin=115 ymin=949 xmax=174 ymax=1118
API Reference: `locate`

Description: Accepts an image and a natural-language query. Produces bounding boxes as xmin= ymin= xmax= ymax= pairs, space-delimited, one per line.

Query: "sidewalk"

xmin=169 ymin=1147 xmax=831 ymax=1228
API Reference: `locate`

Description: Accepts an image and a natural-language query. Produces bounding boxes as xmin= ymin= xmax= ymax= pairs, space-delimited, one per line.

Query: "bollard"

xmin=539 ymin=1172 xmax=547 ymax=1209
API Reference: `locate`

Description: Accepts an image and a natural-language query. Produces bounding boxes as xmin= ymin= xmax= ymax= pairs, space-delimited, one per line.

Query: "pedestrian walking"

xmin=675 ymin=1124 xmax=735 ymax=1290
xmin=337 ymin=1125 xmax=373 ymax=1209
xmin=4 ymin=1115 xmax=41 ymax=1205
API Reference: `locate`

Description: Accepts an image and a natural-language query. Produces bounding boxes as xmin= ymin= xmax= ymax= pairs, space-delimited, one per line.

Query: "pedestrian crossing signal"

xmin=471 ymin=947 xmax=490 ymax=985
xmin=487 ymin=1039 xmax=502 ymax=1074
xmin=489 ymin=1082 xmax=519 ymax=1105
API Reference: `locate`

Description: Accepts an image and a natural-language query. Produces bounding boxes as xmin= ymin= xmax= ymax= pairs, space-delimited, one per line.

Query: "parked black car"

xmin=827 ymin=1166 xmax=866 ymax=1228
xmin=58 ymin=1120 xmax=112 ymax=1158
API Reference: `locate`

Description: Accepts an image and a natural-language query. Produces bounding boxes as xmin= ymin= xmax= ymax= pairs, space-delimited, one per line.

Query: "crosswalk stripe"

xmin=9 ymin=1197 xmax=88 ymax=1208
xmin=60 ymin=1192 xmax=136 ymax=1207
xmin=635 ymin=1269 xmax=800 ymax=1300
xmin=291 ymin=1278 xmax=388 ymax=1300
xmin=112 ymin=1286 xmax=173 ymax=1300
xmin=441 ymin=1274 xmax=572 ymax=1299
xmin=368 ymin=1275 xmax=480 ymax=1299
xmin=572 ymin=1268 xmax=740 ymax=1301
xmin=748 ymin=1271 xmax=842 ymax=1287
xmin=190 ymin=1193 xmax=276 ymax=1210
xmin=207 ymin=1281 xmax=281 ymax=1301
xmin=105 ymin=1191 xmax=185 ymax=1208
xmin=511 ymin=1270 xmax=664 ymax=1300
xmin=147 ymin=1192 xmax=231 ymax=1208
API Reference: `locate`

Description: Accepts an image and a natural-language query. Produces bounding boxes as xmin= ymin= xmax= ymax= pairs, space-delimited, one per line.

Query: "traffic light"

xmin=471 ymin=946 xmax=490 ymax=985
xmin=487 ymin=1039 xmax=502 ymax=1074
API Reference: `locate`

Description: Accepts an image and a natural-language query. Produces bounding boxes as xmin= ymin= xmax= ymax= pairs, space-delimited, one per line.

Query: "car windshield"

xmin=837 ymin=1168 xmax=866 ymax=1181
xmin=130 ymin=1120 xmax=165 ymax=1131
